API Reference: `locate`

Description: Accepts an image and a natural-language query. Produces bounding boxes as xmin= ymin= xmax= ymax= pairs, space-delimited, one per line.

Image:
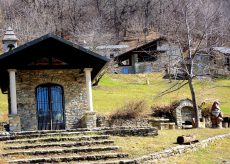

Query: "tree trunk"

xmin=188 ymin=77 xmax=200 ymax=128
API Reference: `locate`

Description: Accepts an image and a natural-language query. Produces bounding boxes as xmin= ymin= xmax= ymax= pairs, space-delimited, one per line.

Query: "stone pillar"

xmin=8 ymin=69 xmax=17 ymax=115
xmin=84 ymin=68 xmax=93 ymax=112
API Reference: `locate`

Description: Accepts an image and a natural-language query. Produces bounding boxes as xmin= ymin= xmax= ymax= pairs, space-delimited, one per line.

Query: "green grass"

xmin=93 ymin=73 xmax=230 ymax=116
xmin=111 ymin=128 xmax=230 ymax=158
xmin=0 ymin=93 xmax=7 ymax=122
xmin=159 ymin=137 xmax=230 ymax=164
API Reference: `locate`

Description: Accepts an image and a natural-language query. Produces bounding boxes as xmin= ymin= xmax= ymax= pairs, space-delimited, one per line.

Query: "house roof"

xmin=212 ymin=47 xmax=230 ymax=54
xmin=0 ymin=33 xmax=109 ymax=93
xmin=114 ymin=37 xmax=166 ymax=61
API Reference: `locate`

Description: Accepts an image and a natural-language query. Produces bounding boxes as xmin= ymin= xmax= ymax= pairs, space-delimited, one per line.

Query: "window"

xmin=225 ymin=56 xmax=230 ymax=65
xmin=110 ymin=53 xmax=114 ymax=58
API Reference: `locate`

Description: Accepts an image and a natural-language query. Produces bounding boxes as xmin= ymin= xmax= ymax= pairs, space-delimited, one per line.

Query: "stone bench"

xmin=182 ymin=125 xmax=193 ymax=129
xmin=158 ymin=122 xmax=176 ymax=130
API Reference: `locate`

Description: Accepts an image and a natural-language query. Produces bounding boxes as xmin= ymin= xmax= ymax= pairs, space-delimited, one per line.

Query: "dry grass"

xmin=159 ymin=137 xmax=230 ymax=164
xmin=108 ymin=100 xmax=146 ymax=120
xmin=0 ymin=93 xmax=7 ymax=122
xmin=111 ymin=128 xmax=230 ymax=158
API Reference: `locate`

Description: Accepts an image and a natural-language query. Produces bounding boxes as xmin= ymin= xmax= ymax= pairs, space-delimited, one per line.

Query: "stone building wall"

xmin=16 ymin=69 xmax=88 ymax=131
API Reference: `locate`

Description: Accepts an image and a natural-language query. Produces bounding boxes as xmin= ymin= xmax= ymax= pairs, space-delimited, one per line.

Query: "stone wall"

xmin=97 ymin=117 xmax=151 ymax=128
xmin=16 ymin=69 xmax=88 ymax=131
xmin=109 ymin=119 xmax=150 ymax=127
xmin=102 ymin=127 xmax=158 ymax=136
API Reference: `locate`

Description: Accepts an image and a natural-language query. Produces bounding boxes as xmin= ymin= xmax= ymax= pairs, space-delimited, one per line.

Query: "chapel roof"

xmin=0 ymin=33 xmax=109 ymax=93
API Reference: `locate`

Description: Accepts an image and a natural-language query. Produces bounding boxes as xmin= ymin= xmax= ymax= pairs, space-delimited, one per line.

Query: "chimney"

xmin=2 ymin=27 xmax=18 ymax=52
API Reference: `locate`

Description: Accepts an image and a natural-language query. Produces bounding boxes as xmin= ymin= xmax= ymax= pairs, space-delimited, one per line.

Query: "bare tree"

xmin=154 ymin=0 xmax=227 ymax=128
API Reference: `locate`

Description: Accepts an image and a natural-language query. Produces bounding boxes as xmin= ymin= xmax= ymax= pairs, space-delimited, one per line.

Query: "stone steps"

xmin=1 ymin=130 xmax=133 ymax=163
xmin=0 ymin=127 xmax=157 ymax=141
xmin=3 ymin=145 xmax=120 ymax=156
xmin=5 ymin=135 xmax=110 ymax=144
xmin=6 ymin=139 xmax=114 ymax=149
xmin=8 ymin=152 xmax=129 ymax=163
xmin=77 ymin=158 xmax=136 ymax=164
xmin=77 ymin=159 xmax=135 ymax=164
xmin=1 ymin=131 xmax=99 ymax=141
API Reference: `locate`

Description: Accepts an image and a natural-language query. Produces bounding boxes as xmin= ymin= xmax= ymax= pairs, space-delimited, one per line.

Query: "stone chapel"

xmin=0 ymin=27 xmax=108 ymax=132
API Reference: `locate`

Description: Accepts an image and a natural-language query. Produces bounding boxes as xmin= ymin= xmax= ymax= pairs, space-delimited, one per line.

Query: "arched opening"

xmin=181 ymin=106 xmax=194 ymax=125
xmin=36 ymin=84 xmax=65 ymax=130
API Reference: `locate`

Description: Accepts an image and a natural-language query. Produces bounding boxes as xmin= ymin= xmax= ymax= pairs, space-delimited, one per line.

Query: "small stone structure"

xmin=0 ymin=29 xmax=108 ymax=132
xmin=148 ymin=118 xmax=175 ymax=130
xmin=173 ymin=99 xmax=202 ymax=129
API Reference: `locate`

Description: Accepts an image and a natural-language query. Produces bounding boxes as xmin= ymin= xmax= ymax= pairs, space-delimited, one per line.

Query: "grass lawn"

xmin=93 ymin=73 xmax=230 ymax=116
xmin=0 ymin=93 xmax=7 ymax=122
xmin=159 ymin=137 xmax=230 ymax=164
xmin=111 ymin=128 xmax=230 ymax=158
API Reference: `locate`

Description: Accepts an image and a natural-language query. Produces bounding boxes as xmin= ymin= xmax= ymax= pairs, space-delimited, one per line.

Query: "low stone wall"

xmin=134 ymin=133 xmax=230 ymax=163
xmin=97 ymin=117 xmax=151 ymax=128
xmin=101 ymin=127 xmax=158 ymax=136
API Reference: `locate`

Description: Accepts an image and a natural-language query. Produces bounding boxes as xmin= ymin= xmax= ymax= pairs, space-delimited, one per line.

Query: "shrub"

xmin=151 ymin=101 xmax=178 ymax=119
xmin=109 ymin=100 xmax=147 ymax=120
xmin=199 ymin=102 xmax=212 ymax=117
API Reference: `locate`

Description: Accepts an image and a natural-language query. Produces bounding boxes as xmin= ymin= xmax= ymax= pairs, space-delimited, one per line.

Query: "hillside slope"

xmin=93 ymin=73 xmax=230 ymax=116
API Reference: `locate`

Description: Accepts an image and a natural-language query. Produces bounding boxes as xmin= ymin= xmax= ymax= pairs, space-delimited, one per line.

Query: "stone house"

xmin=113 ymin=38 xmax=180 ymax=74
xmin=193 ymin=47 xmax=230 ymax=77
xmin=211 ymin=47 xmax=230 ymax=76
xmin=0 ymin=27 xmax=108 ymax=132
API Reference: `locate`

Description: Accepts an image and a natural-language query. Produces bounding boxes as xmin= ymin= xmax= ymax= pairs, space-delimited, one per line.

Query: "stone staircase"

xmin=0 ymin=130 xmax=135 ymax=164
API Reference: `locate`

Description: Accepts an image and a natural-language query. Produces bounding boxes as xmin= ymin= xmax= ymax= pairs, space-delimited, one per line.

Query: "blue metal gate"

xmin=36 ymin=84 xmax=65 ymax=130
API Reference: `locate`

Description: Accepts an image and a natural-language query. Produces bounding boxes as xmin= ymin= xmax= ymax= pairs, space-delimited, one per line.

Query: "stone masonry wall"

xmin=16 ymin=69 xmax=88 ymax=131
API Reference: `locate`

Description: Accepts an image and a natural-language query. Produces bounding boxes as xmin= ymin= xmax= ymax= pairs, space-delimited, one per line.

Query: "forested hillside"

xmin=0 ymin=0 xmax=230 ymax=50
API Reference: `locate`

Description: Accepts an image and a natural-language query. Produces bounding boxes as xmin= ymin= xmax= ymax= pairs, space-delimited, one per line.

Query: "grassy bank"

xmin=93 ymin=73 xmax=230 ymax=116
xmin=0 ymin=93 xmax=7 ymax=122
xmin=112 ymin=128 xmax=230 ymax=158
xmin=159 ymin=137 xmax=230 ymax=163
